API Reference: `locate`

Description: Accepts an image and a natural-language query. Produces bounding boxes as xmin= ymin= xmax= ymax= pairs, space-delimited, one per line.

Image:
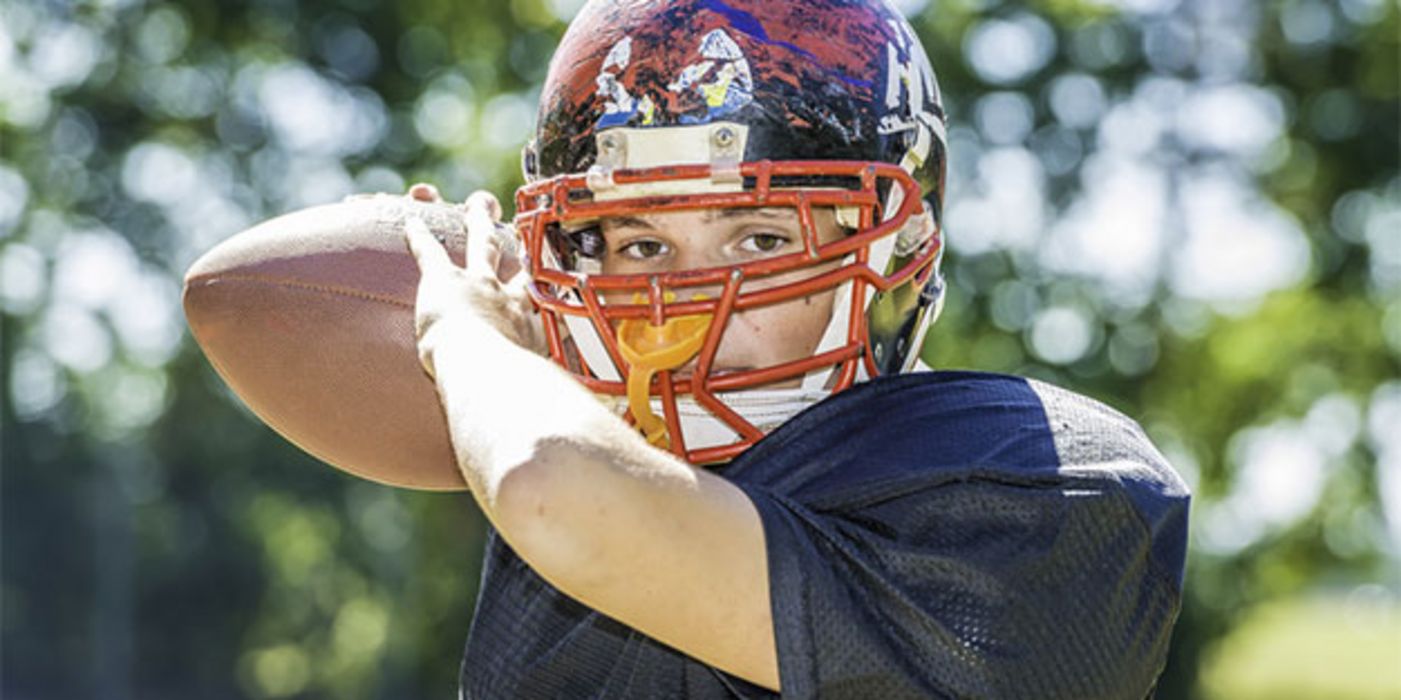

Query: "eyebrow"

xmin=605 ymin=215 xmax=655 ymax=230
xmin=709 ymin=207 xmax=790 ymax=222
xmin=603 ymin=208 xmax=792 ymax=230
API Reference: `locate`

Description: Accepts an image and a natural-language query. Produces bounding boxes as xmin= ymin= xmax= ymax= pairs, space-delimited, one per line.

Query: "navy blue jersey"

xmin=459 ymin=372 xmax=1190 ymax=699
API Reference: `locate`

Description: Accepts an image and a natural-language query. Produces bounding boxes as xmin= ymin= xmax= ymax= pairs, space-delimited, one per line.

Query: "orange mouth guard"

xmin=616 ymin=293 xmax=713 ymax=449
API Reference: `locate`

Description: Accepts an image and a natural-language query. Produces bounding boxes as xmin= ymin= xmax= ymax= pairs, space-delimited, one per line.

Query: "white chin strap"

xmin=800 ymin=255 xmax=863 ymax=391
xmin=664 ymin=388 xmax=832 ymax=453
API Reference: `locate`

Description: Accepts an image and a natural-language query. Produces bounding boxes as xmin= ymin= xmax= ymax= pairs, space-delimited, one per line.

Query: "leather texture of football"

xmin=184 ymin=195 xmax=469 ymax=491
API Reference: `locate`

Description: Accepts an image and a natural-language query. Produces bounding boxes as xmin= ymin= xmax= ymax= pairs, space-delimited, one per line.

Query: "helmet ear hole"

xmin=545 ymin=223 xmax=606 ymax=272
xmin=521 ymin=140 xmax=540 ymax=183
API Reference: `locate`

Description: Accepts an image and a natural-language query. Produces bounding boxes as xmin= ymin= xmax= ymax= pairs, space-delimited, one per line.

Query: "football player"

xmin=404 ymin=0 xmax=1190 ymax=696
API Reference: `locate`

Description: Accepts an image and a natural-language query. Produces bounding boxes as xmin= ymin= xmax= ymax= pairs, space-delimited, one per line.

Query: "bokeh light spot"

xmin=481 ymin=93 xmax=537 ymax=153
xmin=41 ymin=303 xmax=113 ymax=373
xmin=1047 ymin=73 xmax=1107 ymax=130
xmin=414 ymin=75 xmax=477 ymax=149
xmin=0 ymin=166 xmax=30 ymax=235
xmin=259 ymin=64 xmax=388 ymax=156
xmin=247 ymin=644 xmax=311 ymax=698
xmin=29 ymin=21 xmax=101 ymax=88
xmin=135 ymin=6 xmax=191 ymax=64
xmin=964 ymin=14 xmax=1056 ymax=85
xmin=1142 ymin=19 xmax=1195 ymax=73
xmin=545 ymin=0 xmax=589 ymax=23
xmin=1279 ymin=1 xmax=1336 ymax=46
xmin=1029 ymin=306 xmax=1095 ymax=365
xmin=975 ymin=91 xmax=1035 ymax=145
xmin=332 ymin=597 xmax=389 ymax=660
xmin=1068 ymin=21 xmax=1130 ymax=70
xmin=1171 ymin=169 xmax=1311 ymax=305
xmin=989 ymin=280 xmax=1040 ymax=332
xmin=1177 ymin=84 xmax=1285 ymax=158
xmin=1043 ymin=155 xmax=1166 ymax=303
xmin=122 ymin=142 xmax=198 ymax=206
xmin=10 ymin=346 xmax=67 ymax=421
xmin=0 ymin=243 xmax=46 ymax=314
xmin=315 ymin=19 xmax=380 ymax=82
xmin=1107 ymin=322 xmax=1160 ymax=376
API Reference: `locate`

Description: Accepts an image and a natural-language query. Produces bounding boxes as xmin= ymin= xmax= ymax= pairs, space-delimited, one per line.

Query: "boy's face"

xmin=595 ymin=207 xmax=845 ymax=386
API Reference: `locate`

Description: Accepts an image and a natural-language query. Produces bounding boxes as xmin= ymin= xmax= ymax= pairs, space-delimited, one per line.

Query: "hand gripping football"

xmin=183 ymin=195 xmax=469 ymax=490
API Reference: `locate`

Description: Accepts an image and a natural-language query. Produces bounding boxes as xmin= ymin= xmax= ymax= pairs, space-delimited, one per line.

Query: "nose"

xmin=666 ymin=242 xmax=730 ymax=277
xmin=656 ymin=250 xmax=726 ymax=304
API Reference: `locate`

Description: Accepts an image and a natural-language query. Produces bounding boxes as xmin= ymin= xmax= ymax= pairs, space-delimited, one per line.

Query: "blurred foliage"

xmin=1198 ymin=590 xmax=1401 ymax=700
xmin=2 ymin=0 xmax=1398 ymax=697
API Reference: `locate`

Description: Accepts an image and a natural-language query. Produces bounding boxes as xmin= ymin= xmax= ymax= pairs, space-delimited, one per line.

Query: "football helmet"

xmin=514 ymin=0 xmax=948 ymax=463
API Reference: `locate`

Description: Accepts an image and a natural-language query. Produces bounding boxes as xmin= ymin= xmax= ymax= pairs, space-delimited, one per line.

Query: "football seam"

xmin=186 ymin=273 xmax=413 ymax=309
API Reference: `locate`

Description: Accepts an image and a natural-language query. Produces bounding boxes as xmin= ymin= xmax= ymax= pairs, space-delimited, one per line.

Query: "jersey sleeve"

xmin=722 ymin=372 xmax=1189 ymax=699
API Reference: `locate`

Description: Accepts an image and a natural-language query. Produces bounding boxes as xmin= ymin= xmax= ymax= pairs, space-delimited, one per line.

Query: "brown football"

xmin=183 ymin=195 xmax=469 ymax=491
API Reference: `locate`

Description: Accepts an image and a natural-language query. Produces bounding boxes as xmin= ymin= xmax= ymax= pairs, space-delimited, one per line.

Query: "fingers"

xmin=408 ymin=182 xmax=442 ymax=202
xmin=405 ymin=191 xmax=509 ymax=279
xmin=465 ymin=190 xmax=526 ymax=283
xmin=463 ymin=191 xmax=503 ymax=277
xmin=406 ymin=192 xmax=543 ymax=357
xmin=465 ymin=190 xmax=503 ymax=221
xmin=404 ymin=216 xmax=454 ymax=273
xmin=405 ymin=216 xmax=455 ymax=361
xmin=402 ymin=187 xmax=516 ymax=282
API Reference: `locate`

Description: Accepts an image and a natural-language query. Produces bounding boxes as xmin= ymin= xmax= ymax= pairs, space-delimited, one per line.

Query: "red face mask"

xmin=514 ymin=158 xmax=941 ymax=463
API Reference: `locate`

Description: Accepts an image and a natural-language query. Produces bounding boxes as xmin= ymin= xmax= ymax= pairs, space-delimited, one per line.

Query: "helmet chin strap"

xmin=801 ymin=264 xmax=864 ymax=391
xmin=656 ymin=387 xmax=834 ymax=453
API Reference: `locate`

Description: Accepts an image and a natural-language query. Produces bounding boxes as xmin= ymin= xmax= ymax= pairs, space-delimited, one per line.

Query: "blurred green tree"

xmin=2 ymin=0 xmax=1396 ymax=697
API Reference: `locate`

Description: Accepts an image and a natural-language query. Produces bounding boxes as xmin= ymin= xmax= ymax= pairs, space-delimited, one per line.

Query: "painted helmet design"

xmin=514 ymin=0 xmax=948 ymax=463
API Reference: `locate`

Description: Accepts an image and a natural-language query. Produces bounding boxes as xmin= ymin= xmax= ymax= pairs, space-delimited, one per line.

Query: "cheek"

xmin=787 ymin=291 xmax=839 ymax=352
xmin=719 ymin=253 xmax=845 ymax=365
xmin=723 ymin=289 xmax=837 ymax=365
xmin=803 ymin=290 xmax=840 ymax=344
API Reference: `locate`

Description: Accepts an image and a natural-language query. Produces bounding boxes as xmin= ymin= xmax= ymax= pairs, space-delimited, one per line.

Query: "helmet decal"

xmin=595 ymin=37 xmax=643 ymax=129
xmin=879 ymin=17 xmax=945 ymax=173
xmin=666 ymin=29 xmax=753 ymax=125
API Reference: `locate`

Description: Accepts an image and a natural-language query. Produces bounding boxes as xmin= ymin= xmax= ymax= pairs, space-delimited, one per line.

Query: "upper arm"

xmin=493 ymin=439 xmax=779 ymax=691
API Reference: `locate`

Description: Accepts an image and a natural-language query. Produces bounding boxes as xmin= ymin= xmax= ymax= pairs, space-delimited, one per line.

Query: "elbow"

xmin=491 ymin=443 xmax=607 ymax=587
xmin=491 ymin=456 xmax=548 ymax=534
xmin=491 ymin=454 xmax=559 ymax=551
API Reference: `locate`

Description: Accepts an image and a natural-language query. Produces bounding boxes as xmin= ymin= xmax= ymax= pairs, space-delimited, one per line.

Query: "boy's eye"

xmin=738 ymin=232 xmax=791 ymax=254
xmin=617 ymin=239 xmax=669 ymax=259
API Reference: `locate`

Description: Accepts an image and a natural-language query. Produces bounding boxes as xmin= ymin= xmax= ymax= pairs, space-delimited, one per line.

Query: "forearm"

xmin=425 ymin=309 xmax=689 ymax=521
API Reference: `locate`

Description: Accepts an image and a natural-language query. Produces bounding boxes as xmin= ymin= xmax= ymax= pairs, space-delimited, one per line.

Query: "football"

xmin=184 ymin=194 xmax=469 ymax=491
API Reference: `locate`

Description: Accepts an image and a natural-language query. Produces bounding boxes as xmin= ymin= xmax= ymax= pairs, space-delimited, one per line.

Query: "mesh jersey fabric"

xmin=458 ymin=371 xmax=1191 ymax=699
